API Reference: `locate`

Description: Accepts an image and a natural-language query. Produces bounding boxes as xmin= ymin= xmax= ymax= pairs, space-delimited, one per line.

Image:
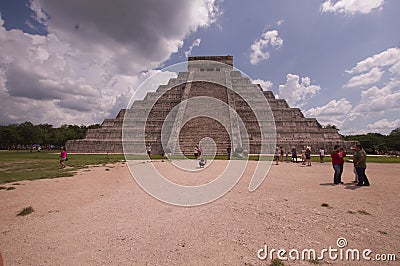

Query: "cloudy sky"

xmin=0 ymin=0 xmax=399 ymax=135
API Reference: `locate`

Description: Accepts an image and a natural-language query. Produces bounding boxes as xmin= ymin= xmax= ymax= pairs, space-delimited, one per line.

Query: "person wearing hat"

xmin=354 ymin=144 xmax=370 ymax=186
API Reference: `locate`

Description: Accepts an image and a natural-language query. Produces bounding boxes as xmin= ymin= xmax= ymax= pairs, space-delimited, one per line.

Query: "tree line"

xmin=0 ymin=122 xmax=101 ymax=150
xmin=343 ymin=128 xmax=400 ymax=154
xmin=0 ymin=122 xmax=399 ymax=154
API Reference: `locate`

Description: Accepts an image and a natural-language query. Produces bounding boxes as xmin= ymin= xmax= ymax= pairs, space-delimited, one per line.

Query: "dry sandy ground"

xmin=0 ymin=160 xmax=399 ymax=265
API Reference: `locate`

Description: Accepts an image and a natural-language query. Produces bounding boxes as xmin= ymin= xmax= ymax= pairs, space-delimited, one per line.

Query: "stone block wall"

xmin=67 ymin=57 xmax=353 ymax=155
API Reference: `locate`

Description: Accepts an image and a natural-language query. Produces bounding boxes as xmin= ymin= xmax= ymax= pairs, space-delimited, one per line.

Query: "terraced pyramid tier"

xmin=67 ymin=56 xmax=352 ymax=155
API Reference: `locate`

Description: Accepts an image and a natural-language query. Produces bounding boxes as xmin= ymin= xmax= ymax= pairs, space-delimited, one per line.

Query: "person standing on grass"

xmin=354 ymin=144 xmax=370 ymax=186
xmin=59 ymin=147 xmax=67 ymax=168
xmin=331 ymin=145 xmax=346 ymax=184
xmin=146 ymin=143 xmax=152 ymax=156
xmin=274 ymin=147 xmax=280 ymax=165
xmin=319 ymin=147 xmax=325 ymax=163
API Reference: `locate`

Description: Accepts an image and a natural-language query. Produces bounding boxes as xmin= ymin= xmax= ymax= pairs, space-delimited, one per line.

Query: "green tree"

xmin=16 ymin=122 xmax=42 ymax=145
xmin=390 ymin=127 xmax=400 ymax=137
xmin=0 ymin=126 xmax=20 ymax=148
xmin=324 ymin=124 xmax=338 ymax=130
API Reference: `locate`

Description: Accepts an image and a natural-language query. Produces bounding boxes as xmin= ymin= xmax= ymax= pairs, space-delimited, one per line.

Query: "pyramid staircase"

xmin=67 ymin=56 xmax=349 ymax=155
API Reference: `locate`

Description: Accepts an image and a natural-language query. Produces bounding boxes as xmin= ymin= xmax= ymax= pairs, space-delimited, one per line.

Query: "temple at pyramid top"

xmin=187 ymin=55 xmax=234 ymax=72
xmin=188 ymin=55 xmax=233 ymax=66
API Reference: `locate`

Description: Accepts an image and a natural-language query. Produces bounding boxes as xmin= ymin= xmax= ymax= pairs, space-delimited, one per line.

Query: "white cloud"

xmin=344 ymin=47 xmax=400 ymax=89
xmin=344 ymin=67 xmax=384 ymax=88
xmin=253 ymin=79 xmax=273 ymax=90
xmin=29 ymin=0 xmax=49 ymax=24
xmin=367 ymin=119 xmax=400 ymax=134
xmin=0 ymin=0 xmax=221 ymax=126
xmin=185 ymin=38 xmax=201 ymax=57
xmin=276 ymin=19 xmax=285 ymax=26
xmin=347 ymin=80 xmax=400 ymax=121
xmin=389 ymin=61 xmax=400 ymax=75
xmin=360 ymin=82 xmax=400 ymax=110
xmin=277 ymin=74 xmax=321 ymax=107
xmin=249 ymin=30 xmax=283 ymax=65
xmin=346 ymin=47 xmax=400 ymax=74
xmin=305 ymin=98 xmax=352 ymax=128
xmin=305 ymin=98 xmax=352 ymax=117
xmin=321 ymin=0 xmax=384 ymax=15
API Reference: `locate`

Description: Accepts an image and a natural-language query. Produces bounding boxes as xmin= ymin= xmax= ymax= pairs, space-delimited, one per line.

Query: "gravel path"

xmin=0 ymin=161 xmax=399 ymax=265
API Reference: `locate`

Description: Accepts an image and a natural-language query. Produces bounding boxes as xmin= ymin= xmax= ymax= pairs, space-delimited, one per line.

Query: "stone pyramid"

xmin=67 ymin=56 xmax=349 ymax=155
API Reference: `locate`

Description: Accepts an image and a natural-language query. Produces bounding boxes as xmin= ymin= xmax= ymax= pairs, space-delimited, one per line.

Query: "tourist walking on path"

xmin=301 ymin=148 xmax=306 ymax=165
xmin=227 ymin=147 xmax=231 ymax=160
xmin=331 ymin=145 xmax=346 ymax=184
xmin=274 ymin=147 xmax=280 ymax=165
xmin=319 ymin=147 xmax=325 ymax=163
xmin=305 ymin=147 xmax=311 ymax=166
xmin=59 ymin=147 xmax=67 ymax=168
xmin=354 ymin=144 xmax=370 ymax=186
xmin=279 ymin=147 xmax=284 ymax=162
xmin=199 ymin=155 xmax=207 ymax=168
xmin=194 ymin=146 xmax=199 ymax=159
xmin=291 ymin=147 xmax=297 ymax=163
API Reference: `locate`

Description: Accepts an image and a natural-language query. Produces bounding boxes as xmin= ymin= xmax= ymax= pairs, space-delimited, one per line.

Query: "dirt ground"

xmin=0 ymin=160 xmax=399 ymax=265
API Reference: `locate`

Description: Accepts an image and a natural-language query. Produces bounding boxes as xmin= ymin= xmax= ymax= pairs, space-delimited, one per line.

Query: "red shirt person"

xmin=331 ymin=145 xmax=346 ymax=184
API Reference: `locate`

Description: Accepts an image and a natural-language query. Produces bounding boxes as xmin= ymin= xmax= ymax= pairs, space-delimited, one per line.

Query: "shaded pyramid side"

xmin=67 ymin=61 xmax=351 ymax=155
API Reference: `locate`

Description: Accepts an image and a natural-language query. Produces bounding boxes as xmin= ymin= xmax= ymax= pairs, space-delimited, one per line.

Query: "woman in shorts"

xmin=60 ymin=147 xmax=67 ymax=168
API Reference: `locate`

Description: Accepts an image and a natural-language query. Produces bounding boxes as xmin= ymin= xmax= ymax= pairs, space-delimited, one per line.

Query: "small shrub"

xmin=270 ymin=258 xmax=285 ymax=266
xmin=17 ymin=206 xmax=34 ymax=216
xmin=6 ymin=187 xmax=15 ymax=190
xmin=321 ymin=203 xmax=330 ymax=207
xmin=358 ymin=210 xmax=371 ymax=215
xmin=309 ymin=258 xmax=321 ymax=264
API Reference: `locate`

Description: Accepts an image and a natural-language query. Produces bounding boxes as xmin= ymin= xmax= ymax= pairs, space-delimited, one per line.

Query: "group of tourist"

xmin=59 ymin=142 xmax=370 ymax=186
xmin=331 ymin=144 xmax=370 ymax=186
xmin=275 ymin=146 xmax=314 ymax=165
xmin=274 ymin=144 xmax=370 ymax=186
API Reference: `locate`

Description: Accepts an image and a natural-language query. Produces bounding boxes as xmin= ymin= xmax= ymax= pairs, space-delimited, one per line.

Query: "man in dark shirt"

xmin=354 ymin=144 xmax=370 ymax=186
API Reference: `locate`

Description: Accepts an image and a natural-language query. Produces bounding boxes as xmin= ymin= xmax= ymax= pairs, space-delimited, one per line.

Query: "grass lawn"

xmin=313 ymin=155 xmax=400 ymax=164
xmin=0 ymin=150 xmax=124 ymax=184
xmin=1 ymin=151 xmax=398 ymax=184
